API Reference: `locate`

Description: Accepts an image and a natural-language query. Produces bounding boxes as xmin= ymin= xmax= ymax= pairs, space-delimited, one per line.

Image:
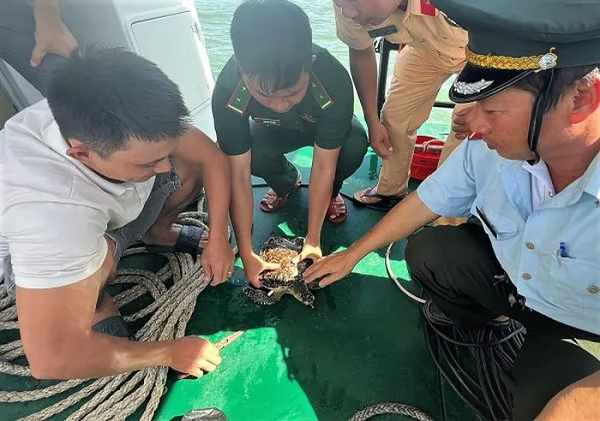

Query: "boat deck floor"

xmin=0 ymin=136 xmax=477 ymax=420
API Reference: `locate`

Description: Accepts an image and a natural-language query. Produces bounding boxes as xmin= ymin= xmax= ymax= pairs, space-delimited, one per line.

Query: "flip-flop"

xmin=142 ymin=224 xmax=208 ymax=255
xmin=91 ymin=315 xmax=134 ymax=340
xmin=259 ymin=172 xmax=302 ymax=213
xmin=351 ymin=186 xmax=405 ymax=212
xmin=326 ymin=194 xmax=347 ymax=224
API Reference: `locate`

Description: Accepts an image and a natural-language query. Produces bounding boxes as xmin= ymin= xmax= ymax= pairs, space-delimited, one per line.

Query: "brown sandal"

xmin=259 ymin=173 xmax=302 ymax=213
xmin=326 ymin=194 xmax=347 ymax=224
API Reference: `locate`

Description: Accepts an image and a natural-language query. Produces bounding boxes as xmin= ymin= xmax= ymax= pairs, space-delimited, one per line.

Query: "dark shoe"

xmin=92 ymin=315 xmax=134 ymax=340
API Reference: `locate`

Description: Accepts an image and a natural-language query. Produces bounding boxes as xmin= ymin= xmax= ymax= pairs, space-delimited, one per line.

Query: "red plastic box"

xmin=410 ymin=135 xmax=444 ymax=181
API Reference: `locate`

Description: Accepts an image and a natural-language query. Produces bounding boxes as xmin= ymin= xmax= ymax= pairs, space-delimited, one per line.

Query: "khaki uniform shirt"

xmin=334 ymin=0 xmax=468 ymax=61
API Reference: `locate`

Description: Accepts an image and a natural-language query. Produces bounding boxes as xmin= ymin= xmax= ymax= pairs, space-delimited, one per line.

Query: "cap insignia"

xmin=538 ymin=52 xmax=558 ymax=71
xmin=453 ymin=79 xmax=494 ymax=95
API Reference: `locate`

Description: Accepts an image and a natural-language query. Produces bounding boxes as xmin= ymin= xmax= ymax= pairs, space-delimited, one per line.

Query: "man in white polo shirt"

xmin=0 ymin=48 xmax=234 ymax=380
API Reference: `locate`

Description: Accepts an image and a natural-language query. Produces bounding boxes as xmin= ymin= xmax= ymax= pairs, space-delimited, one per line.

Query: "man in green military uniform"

xmin=212 ymin=0 xmax=368 ymax=285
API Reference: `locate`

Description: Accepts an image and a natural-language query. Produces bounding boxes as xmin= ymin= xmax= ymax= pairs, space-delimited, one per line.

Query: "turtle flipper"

xmin=261 ymin=278 xmax=285 ymax=289
xmin=307 ymin=281 xmax=322 ymax=291
xmin=288 ymin=281 xmax=315 ymax=308
xmin=291 ymin=237 xmax=305 ymax=252
xmin=263 ymin=237 xmax=280 ymax=250
xmin=264 ymin=236 xmax=304 ymax=252
xmin=244 ymin=286 xmax=283 ymax=305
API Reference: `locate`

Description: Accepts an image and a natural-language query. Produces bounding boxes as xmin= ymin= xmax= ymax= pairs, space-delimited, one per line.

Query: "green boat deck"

xmin=0 ymin=116 xmax=479 ymax=421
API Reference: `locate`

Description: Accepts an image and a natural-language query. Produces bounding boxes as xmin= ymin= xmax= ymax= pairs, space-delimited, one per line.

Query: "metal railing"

xmin=374 ymin=37 xmax=455 ymax=116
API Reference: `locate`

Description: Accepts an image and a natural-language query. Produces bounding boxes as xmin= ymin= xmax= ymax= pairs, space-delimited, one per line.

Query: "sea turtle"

xmin=244 ymin=236 xmax=319 ymax=307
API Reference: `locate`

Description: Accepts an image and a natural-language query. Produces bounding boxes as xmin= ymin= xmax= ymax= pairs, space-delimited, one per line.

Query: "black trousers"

xmin=405 ymin=223 xmax=600 ymax=420
xmin=249 ymin=117 xmax=369 ymax=197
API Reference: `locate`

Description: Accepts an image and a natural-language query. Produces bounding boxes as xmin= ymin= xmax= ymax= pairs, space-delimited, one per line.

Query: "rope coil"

xmin=350 ymin=403 xmax=435 ymax=421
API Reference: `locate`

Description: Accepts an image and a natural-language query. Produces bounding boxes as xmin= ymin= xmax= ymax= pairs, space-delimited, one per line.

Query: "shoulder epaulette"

xmin=309 ymin=72 xmax=334 ymax=110
xmin=226 ymin=78 xmax=251 ymax=115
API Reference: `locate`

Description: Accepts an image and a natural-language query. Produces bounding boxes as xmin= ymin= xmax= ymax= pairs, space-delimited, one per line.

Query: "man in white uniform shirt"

xmin=0 ymin=48 xmax=234 ymax=380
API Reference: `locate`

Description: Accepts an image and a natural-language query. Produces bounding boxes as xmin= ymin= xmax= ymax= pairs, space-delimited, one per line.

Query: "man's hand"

xmin=242 ymin=252 xmax=280 ymax=288
xmin=368 ymin=121 xmax=393 ymax=159
xmin=31 ymin=6 xmax=78 ymax=67
xmin=293 ymin=242 xmax=322 ymax=265
xmin=303 ymin=249 xmax=359 ymax=287
xmin=201 ymin=235 xmax=234 ymax=286
xmin=168 ymin=337 xmax=222 ymax=378
xmin=451 ymin=105 xmax=475 ymax=141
